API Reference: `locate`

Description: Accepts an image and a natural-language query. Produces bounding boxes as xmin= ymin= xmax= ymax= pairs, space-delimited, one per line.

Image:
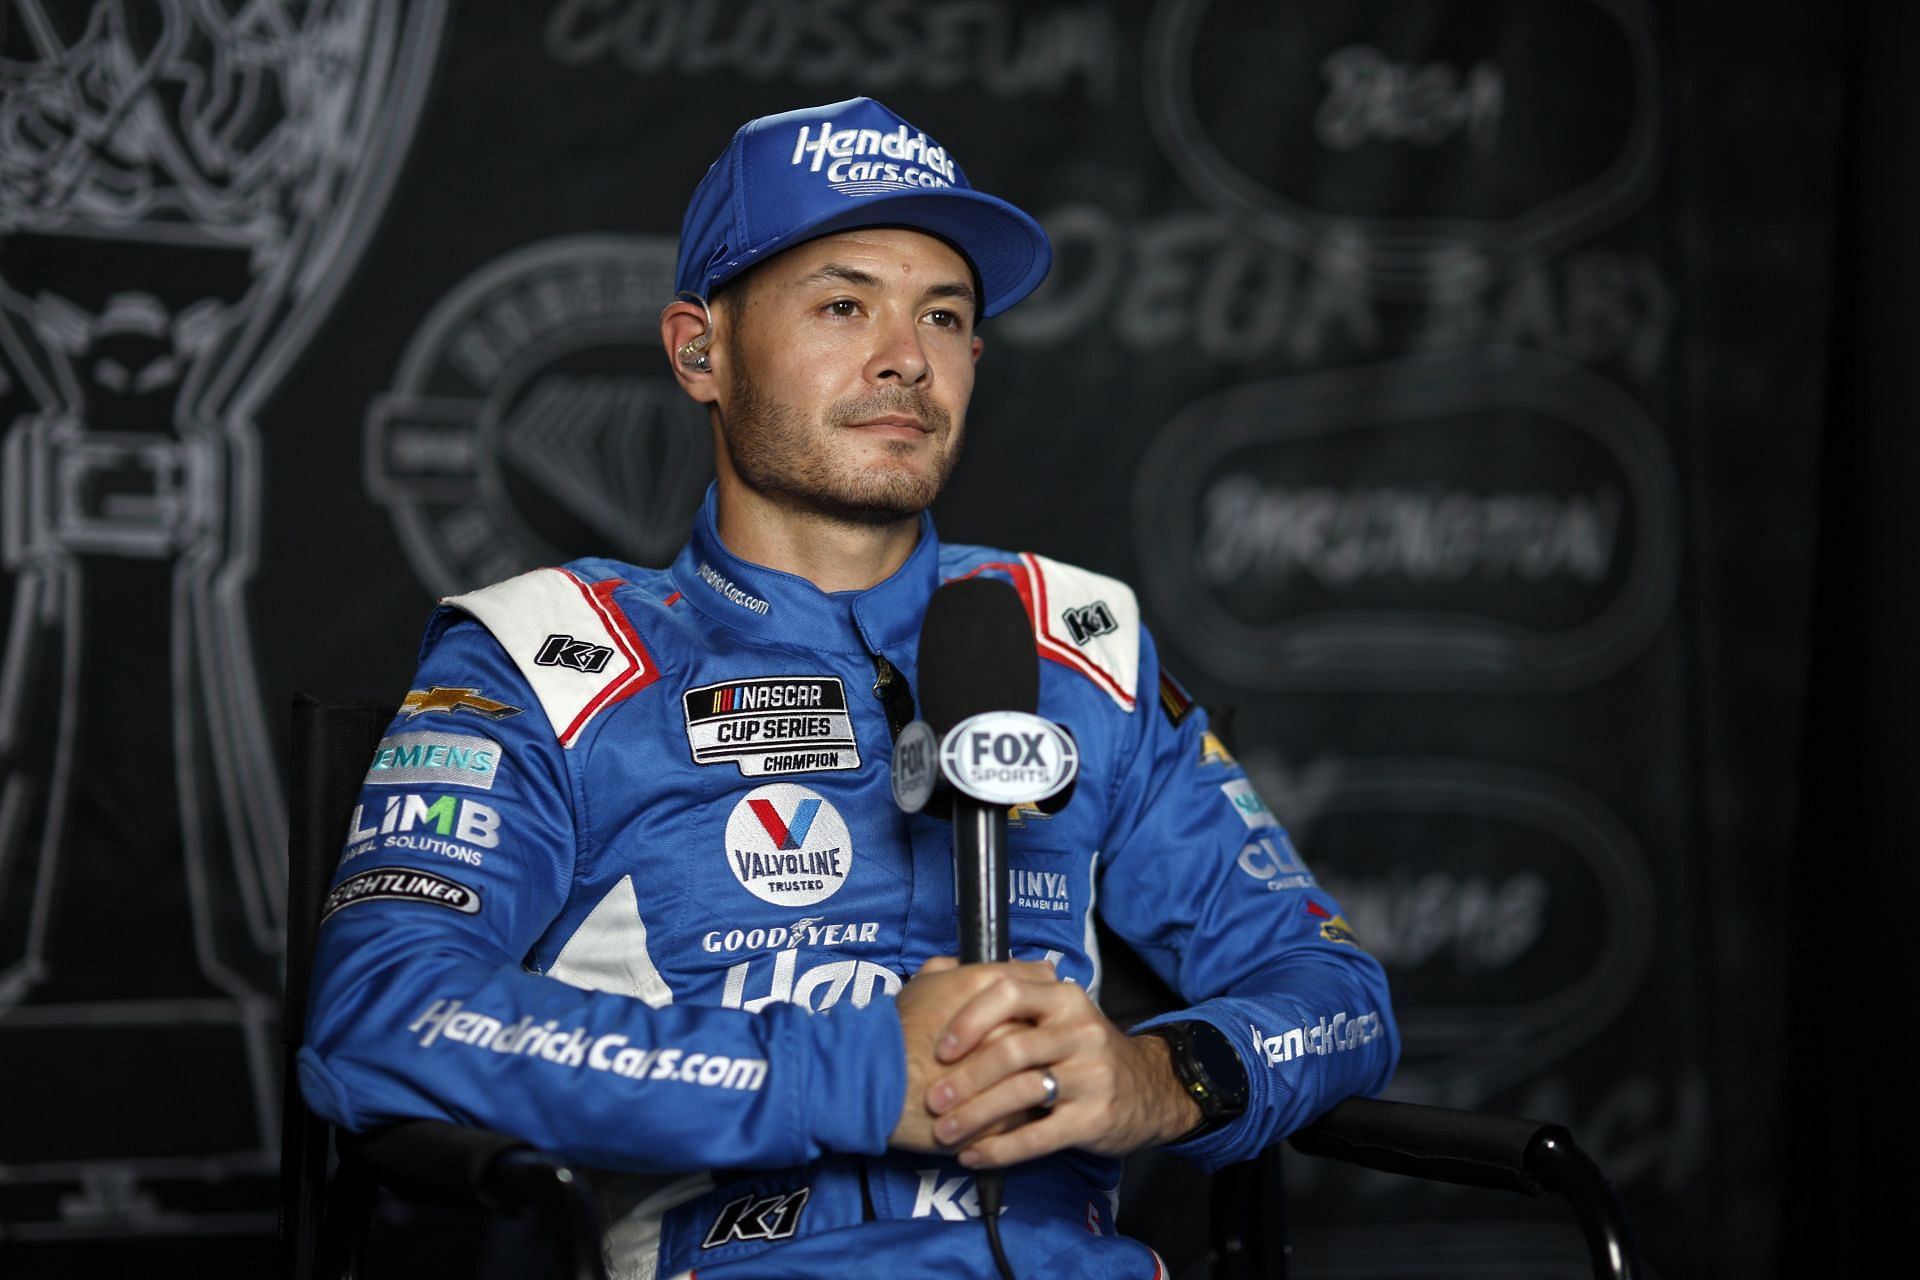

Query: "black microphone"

xmin=914 ymin=578 xmax=1038 ymax=965
xmin=896 ymin=577 xmax=1080 ymax=959
xmin=898 ymin=577 xmax=1076 ymax=1280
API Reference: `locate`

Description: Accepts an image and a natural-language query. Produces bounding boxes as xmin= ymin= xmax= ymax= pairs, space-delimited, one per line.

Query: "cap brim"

xmin=714 ymin=188 xmax=1051 ymax=320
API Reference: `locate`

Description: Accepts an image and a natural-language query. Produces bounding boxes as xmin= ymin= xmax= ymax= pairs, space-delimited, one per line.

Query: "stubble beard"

xmin=720 ymin=357 xmax=962 ymax=527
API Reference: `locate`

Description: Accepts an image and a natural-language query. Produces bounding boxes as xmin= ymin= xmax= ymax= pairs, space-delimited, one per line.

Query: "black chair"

xmin=1099 ymin=932 xmax=1642 ymax=1279
xmin=278 ymin=692 xmax=1643 ymax=1280
xmin=280 ymin=693 xmax=609 ymax=1280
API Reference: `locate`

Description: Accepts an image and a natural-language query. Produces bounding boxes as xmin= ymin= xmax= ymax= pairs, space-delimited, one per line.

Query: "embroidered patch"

xmin=444 ymin=567 xmax=662 ymax=748
xmin=1220 ymin=777 xmax=1279 ymax=829
xmin=399 ymin=686 xmax=523 ymax=720
xmin=1199 ymin=729 xmax=1236 ymax=767
xmin=1062 ymin=600 xmax=1119 ymax=646
xmin=702 ymin=1187 xmax=811 ymax=1249
xmin=1158 ymin=668 xmax=1195 ymax=726
xmin=365 ymin=731 xmax=502 ymax=790
xmin=1320 ymin=914 xmax=1363 ymax=948
xmin=322 ymin=866 xmax=481 ymax=922
xmin=724 ymin=784 xmax=854 ymax=907
xmin=535 ymin=633 xmax=612 ymax=672
xmin=683 ymin=676 xmax=861 ymax=776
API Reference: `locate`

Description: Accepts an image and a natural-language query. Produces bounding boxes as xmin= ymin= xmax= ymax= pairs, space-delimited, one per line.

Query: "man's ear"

xmin=661 ymin=299 xmax=720 ymax=403
xmin=971 ymin=334 xmax=984 ymax=364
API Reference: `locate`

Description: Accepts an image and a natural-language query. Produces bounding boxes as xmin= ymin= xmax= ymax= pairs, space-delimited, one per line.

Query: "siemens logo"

xmin=366 ymin=731 xmax=501 ymax=790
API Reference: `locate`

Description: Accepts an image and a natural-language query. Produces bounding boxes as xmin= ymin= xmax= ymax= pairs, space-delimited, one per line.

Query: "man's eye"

xmin=825 ymin=299 xmax=859 ymax=316
xmin=926 ymin=309 xmax=963 ymax=329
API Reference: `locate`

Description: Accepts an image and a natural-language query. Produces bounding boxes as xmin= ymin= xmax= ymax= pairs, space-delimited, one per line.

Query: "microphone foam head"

xmin=917 ymin=578 xmax=1038 ymax=734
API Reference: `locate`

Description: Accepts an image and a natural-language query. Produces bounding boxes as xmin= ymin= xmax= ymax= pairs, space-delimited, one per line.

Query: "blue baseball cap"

xmin=674 ymin=98 xmax=1051 ymax=320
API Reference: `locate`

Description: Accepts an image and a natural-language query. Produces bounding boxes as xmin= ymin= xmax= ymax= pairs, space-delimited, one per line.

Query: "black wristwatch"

xmin=1141 ymin=1020 xmax=1249 ymax=1137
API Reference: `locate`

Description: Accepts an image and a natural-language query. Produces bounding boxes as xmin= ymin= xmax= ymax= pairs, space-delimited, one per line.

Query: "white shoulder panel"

xmin=547 ymin=876 xmax=675 ymax=1008
xmin=445 ymin=566 xmax=660 ymax=748
xmin=1020 ymin=552 xmax=1139 ymax=712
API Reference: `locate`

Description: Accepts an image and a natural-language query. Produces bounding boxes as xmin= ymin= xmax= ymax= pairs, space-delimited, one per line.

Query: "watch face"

xmin=1181 ymin=1022 xmax=1250 ymax=1115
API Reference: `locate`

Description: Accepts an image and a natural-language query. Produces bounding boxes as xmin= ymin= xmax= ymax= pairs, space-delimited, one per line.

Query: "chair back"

xmin=278 ymin=692 xmax=392 ymax=1280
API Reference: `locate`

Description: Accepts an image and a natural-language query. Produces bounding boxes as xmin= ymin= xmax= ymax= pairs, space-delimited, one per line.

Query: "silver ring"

xmin=1038 ymin=1068 xmax=1060 ymax=1111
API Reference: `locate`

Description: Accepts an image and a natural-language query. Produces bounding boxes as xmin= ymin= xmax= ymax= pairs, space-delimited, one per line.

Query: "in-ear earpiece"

xmin=675 ymin=290 xmax=715 ymax=373
xmin=678 ymin=333 xmax=711 ymax=372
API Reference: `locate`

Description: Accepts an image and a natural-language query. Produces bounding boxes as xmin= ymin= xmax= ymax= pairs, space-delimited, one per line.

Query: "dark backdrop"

xmin=0 ymin=2 xmax=1895 ymax=1276
xmin=1783 ymin=0 xmax=1920 ymax=1270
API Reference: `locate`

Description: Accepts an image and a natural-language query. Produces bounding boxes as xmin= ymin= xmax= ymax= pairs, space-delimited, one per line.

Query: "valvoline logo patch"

xmin=748 ymin=794 xmax=820 ymax=849
xmin=724 ymin=784 xmax=854 ymax=908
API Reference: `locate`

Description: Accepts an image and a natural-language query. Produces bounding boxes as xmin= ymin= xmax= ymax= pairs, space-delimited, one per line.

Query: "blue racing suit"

xmin=300 ymin=488 xmax=1398 ymax=1279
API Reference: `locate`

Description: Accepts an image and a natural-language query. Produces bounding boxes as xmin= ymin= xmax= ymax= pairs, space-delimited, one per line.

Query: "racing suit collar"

xmin=671 ymin=485 xmax=941 ymax=655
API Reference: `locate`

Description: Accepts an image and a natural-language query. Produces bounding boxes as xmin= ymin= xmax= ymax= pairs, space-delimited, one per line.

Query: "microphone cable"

xmin=979 ymin=1173 xmax=1016 ymax=1280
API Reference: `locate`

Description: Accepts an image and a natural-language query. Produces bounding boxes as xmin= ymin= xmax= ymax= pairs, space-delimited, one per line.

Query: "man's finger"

xmin=931 ymin=1061 xmax=1068 ymax=1149
xmin=927 ymin=1020 xmax=1076 ymax=1117
xmin=927 ymin=961 xmax=1059 ymax=1063
xmin=936 ymin=967 xmax=1073 ymax=1060
xmin=957 ymin=1106 xmax=1077 ymax=1169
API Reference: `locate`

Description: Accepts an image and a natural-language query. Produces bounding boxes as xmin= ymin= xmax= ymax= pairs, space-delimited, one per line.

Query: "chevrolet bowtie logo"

xmin=399 ymin=686 xmax=524 ymax=720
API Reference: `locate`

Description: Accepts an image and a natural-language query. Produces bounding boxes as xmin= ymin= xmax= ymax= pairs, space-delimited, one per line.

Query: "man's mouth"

xmin=846 ymin=414 xmax=930 ymax=434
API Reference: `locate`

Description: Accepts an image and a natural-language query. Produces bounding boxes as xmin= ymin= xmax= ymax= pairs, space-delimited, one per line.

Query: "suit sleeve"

xmin=296 ymin=611 xmax=904 ymax=1173
xmin=1095 ymin=627 xmax=1400 ymax=1169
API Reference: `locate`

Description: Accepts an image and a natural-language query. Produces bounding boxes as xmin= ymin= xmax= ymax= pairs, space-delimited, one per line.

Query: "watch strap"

xmin=1143 ymin=1020 xmax=1249 ymax=1138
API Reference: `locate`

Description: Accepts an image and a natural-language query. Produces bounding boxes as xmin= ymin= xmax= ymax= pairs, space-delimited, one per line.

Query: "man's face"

xmin=713 ymin=227 xmax=983 ymax=525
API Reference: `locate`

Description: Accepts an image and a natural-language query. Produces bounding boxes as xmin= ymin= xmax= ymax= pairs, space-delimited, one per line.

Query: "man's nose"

xmin=864 ymin=312 xmax=929 ymax=384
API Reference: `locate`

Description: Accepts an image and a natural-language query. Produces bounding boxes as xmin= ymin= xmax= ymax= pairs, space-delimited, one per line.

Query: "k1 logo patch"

xmin=1062 ymin=600 xmax=1118 ymax=646
xmin=536 ymin=633 xmax=613 ymax=673
xmin=684 ymin=676 xmax=860 ymax=776
xmin=702 ymin=1187 xmax=811 ymax=1249
xmin=724 ymin=784 xmax=855 ymax=907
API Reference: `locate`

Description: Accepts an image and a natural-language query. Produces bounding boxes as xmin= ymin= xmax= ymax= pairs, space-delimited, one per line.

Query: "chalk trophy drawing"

xmin=0 ymin=0 xmax=445 ymax=1227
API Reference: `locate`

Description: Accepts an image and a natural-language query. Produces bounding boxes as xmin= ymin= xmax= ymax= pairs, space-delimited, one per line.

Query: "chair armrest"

xmin=339 ymin=1120 xmax=533 ymax=1209
xmin=337 ymin=1121 xmax=608 ymax=1280
xmin=1288 ymin=1096 xmax=1563 ymax=1195
xmin=1288 ymin=1098 xmax=1645 ymax=1280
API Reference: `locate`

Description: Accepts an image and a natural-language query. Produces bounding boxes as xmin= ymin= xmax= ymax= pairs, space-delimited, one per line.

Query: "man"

xmin=302 ymin=98 xmax=1397 ymax=1279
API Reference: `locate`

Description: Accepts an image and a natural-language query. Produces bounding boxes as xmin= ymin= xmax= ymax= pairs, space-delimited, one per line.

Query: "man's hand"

xmin=890 ymin=956 xmax=1204 ymax=1167
xmin=891 ymin=956 xmax=1049 ymax=1151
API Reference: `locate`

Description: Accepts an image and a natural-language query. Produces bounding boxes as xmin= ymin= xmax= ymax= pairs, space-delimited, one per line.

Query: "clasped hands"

xmin=889 ymin=956 xmax=1202 ymax=1169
